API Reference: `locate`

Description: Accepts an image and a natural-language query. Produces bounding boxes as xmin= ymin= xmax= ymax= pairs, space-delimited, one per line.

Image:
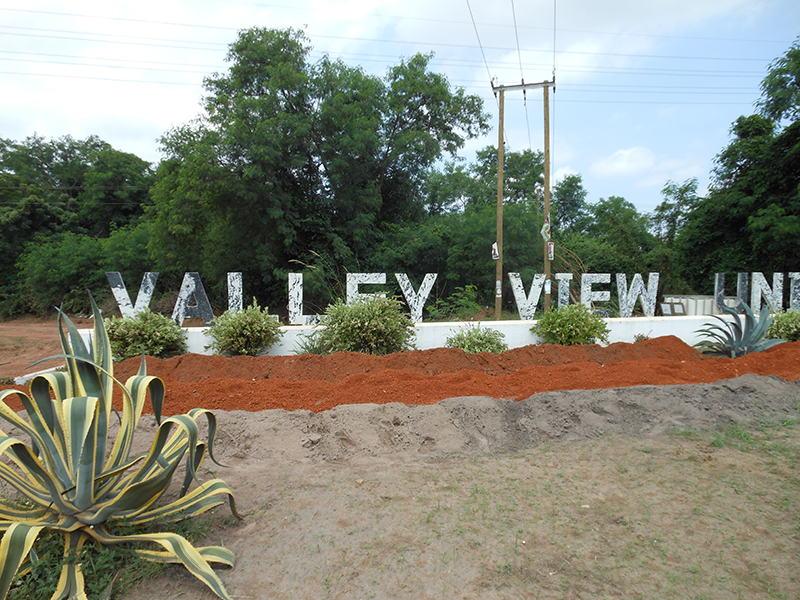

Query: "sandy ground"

xmin=2 ymin=317 xmax=799 ymax=598
xmin=113 ymin=374 xmax=800 ymax=600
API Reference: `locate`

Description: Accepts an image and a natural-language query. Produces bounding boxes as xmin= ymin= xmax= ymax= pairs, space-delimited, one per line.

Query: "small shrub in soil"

xmin=426 ymin=285 xmax=484 ymax=320
xmin=446 ymin=324 xmax=508 ymax=354
xmin=205 ymin=300 xmax=283 ymax=356
xmin=307 ymin=296 xmax=415 ymax=355
xmin=105 ymin=309 xmax=188 ymax=361
xmin=532 ymin=303 xmax=610 ymax=346
xmin=767 ymin=309 xmax=800 ymax=342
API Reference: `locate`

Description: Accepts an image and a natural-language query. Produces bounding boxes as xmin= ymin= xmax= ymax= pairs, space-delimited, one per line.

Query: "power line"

xmin=0 ymin=70 xmax=200 ymax=86
xmin=465 ymin=0 xmax=512 ymax=148
xmin=0 ymin=6 xmax=789 ymax=46
xmin=0 ymin=24 xmax=779 ymax=63
xmin=510 ymin=0 xmax=533 ymax=150
xmin=464 ymin=0 xmax=493 ymax=83
xmin=0 ymin=50 xmax=222 ymax=70
xmin=0 ymin=45 xmax=766 ymax=79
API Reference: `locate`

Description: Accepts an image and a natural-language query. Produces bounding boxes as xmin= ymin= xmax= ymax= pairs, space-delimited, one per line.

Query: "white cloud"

xmin=590 ymin=147 xmax=656 ymax=177
xmin=553 ymin=166 xmax=579 ymax=184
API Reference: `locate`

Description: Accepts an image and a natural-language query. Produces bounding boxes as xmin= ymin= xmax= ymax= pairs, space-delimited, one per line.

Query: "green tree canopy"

xmin=552 ymin=173 xmax=588 ymax=233
xmin=0 ymin=135 xmax=153 ymax=314
xmin=757 ymin=37 xmax=800 ymax=124
xmin=675 ymin=39 xmax=800 ymax=293
xmin=148 ymin=27 xmax=490 ymax=305
xmin=652 ymin=178 xmax=700 ymax=245
xmin=422 ymin=145 xmax=544 ymax=214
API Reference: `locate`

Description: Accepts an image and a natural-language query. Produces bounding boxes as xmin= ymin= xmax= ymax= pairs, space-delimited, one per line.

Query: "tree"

xmin=757 ymin=37 xmax=800 ymax=124
xmin=421 ymin=145 xmax=544 ymax=215
xmin=556 ymin=195 xmax=659 ymax=296
xmin=675 ymin=39 xmax=800 ymax=292
xmin=0 ymin=135 xmax=154 ymax=315
xmin=73 ymin=148 xmax=154 ymax=237
xmin=652 ymin=178 xmax=699 ymax=244
xmin=149 ymin=27 xmax=489 ymax=307
xmin=585 ymin=196 xmax=656 ymax=258
xmin=552 ymin=173 xmax=588 ymax=232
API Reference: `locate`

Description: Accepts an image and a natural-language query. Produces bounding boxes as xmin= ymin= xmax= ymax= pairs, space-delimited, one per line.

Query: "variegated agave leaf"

xmin=694 ymin=301 xmax=785 ymax=358
xmin=0 ymin=296 xmax=239 ymax=600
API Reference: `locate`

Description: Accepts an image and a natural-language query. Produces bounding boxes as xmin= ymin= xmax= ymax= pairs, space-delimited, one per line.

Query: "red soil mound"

xmin=3 ymin=337 xmax=800 ymax=415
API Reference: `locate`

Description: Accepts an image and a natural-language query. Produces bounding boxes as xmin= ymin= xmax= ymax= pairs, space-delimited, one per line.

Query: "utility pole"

xmin=491 ymin=78 xmax=556 ymax=320
xmin=494 ymin=89 xmax=505 ymax=319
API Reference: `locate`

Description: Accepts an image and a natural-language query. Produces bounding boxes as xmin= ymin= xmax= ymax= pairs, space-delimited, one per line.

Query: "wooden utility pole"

xmin=494 ymin=89 xmax=505 ymax=319
xmin=543 ymin=84 xmax=552 ymax=312
xmin=492 ymin=78 xmax=556 ymax=320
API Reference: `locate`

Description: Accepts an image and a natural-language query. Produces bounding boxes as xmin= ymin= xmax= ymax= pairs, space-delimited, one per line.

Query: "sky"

xmin=1 ymin=0 xmax=798 ymax=214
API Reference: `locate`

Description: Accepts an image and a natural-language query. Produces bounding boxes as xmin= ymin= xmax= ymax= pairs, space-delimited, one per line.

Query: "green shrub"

xmin=767 ymin=309 xmax=800 ymax=342
xmin=531 ymin=303 xmax=610 ymax=346
xmin=17 ymin=232 xmax=108 ymax=313
xmin=205 ymin=300 xmax=283 ymax=356
xmin=306 ymin=296 xmax=415 ymax=355
xmin=426 ymin=285 xmax=483 ymax=321
xmin=105 ymin=309 xmax=188 ymax=361
xmin=446 ymin=324 xmax=508 ymax=353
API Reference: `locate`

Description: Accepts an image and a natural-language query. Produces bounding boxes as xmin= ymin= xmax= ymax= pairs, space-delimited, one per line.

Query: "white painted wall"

xmin=78 ymin=315 xmax=729 ymax=357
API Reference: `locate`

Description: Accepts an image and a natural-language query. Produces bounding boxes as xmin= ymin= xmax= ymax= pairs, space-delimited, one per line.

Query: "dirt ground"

xmin=1 ymin=317 xmax=799 ymax=599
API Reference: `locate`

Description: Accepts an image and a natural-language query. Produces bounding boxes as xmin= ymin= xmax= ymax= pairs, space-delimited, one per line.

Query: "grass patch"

xmin=8 ymin=513 xmax=219 ymax=600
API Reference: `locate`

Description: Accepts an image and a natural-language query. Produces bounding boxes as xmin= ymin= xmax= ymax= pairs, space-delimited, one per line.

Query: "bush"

xmin=531 ymin=303 xmax=610 ymax=346
xmin=17 ymin=232 xmax=108 ymax=313
xmin=767 ymin=309 xmax=800 ymax=342
xmin=205 ymin=300 xmax=283 ymax=356
xmin=105 ymin=309 xmax=188 ymax=361
xmin=307 ymin=296 xmax=415 ymax=355
xmin=426 ymin=284 xmax=483 ymax=321
xmin=446 ymin=324 xmax=508 ymax=353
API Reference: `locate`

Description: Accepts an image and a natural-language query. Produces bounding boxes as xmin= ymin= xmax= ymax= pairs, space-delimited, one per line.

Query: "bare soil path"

xmin=2 ymin=317 xmax=799 ymax=599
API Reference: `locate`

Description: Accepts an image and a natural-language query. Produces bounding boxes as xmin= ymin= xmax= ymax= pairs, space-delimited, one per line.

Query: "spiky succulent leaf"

xmin=86 ymin=526 xmax=233 ymax=600
xmin=0 ymin=298 xmax=237 ymax=600
xmin=695 ymin=301 xmax=785 ymax=357
xmin=0 ymin=523 xmax=44 ymax=599
xmin=52 ymin=531 xmax=89 ymax=600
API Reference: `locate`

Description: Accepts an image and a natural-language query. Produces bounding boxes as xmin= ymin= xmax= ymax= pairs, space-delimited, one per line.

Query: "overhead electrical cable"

xmin=510 ymin=0 xmax=533 ymax=150
xmin=0 ymin=24 xmax=779 ymax=62
xmin=0 ymin=6 xmax=788 ymax=45
xmin=464 ymin=0 xmax=493 ymax=83
xmin=551 ymin=0 xmax=557 ymax=172
xmin=465 ymin=0 xmax=511 ymax=148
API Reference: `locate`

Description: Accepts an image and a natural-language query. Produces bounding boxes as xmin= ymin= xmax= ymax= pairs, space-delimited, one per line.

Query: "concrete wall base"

xmin=80 ymin=315 xmax=728 ymax=356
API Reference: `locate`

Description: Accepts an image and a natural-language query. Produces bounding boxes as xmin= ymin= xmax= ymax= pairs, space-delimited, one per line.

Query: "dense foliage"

xmin=767 ymin=309 xmax=800 ymax=342
xmin=105 ymin=310 xmax=188 ymax=361
xmin=306 ymin=296 xmax=416 ymax=355
xmin=674 ymin=38 xmax=800 ymax=293
xmin=1 ymin=32 xmax=799 ymax=318
xmin=147 ymin=27 xmax=489 ymax=306
xmin=531 ymin=303 xmax=610 ymax=346
xmin=205 ymin=300 xmax=283 ymax=356
xmin=445 ymin=324 xmax=508 ymax=354
xmin=0 ymin=135 xmax=154 ymax=316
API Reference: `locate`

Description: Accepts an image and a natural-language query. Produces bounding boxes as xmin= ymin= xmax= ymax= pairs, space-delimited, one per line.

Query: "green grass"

xmin=8 ymin=513 xmax=218 ymax=600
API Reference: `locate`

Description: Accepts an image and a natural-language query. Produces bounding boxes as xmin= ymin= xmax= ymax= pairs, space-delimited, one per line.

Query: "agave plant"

xmin=694 ymin=301 xmax=785 ymax=358
xmin=0 ymin=298 xmax=239 ymax=600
